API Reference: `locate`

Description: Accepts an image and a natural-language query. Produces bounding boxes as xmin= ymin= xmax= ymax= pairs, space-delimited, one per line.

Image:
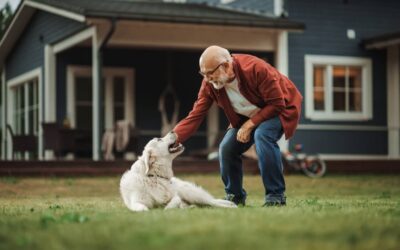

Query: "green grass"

xmin=0 ymin=174 xmax=399 ymax=250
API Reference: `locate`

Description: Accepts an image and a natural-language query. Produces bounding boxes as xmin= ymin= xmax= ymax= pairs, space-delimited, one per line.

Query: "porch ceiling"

xmin=88 ymin=19 xmax=278 ymax=51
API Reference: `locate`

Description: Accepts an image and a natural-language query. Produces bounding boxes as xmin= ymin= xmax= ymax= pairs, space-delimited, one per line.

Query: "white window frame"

xmin=66 ymin=66 xmax=135 ymax=129
xmin=305 ymin=55 xmax=373 ymax=121
xmin=7 ymin=68 xmax=42 ymax=159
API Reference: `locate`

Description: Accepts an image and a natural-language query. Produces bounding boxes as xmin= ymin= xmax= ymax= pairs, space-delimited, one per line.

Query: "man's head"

xmin=199 ymin=45 xmax=235 ymax=89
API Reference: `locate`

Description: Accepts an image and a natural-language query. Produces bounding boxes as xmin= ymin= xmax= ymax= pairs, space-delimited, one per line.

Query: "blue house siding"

xmin=286 ymin=0 xmax=400 ymax=155
xmin=5 ymin=11 xmax=86 ymax=80
xmin=290 ymin=130 xmax=387 ymax=155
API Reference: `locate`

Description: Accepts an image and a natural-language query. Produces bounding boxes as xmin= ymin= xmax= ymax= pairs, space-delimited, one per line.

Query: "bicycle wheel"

xmin=301 ymin=157 xmax=327 ymax=178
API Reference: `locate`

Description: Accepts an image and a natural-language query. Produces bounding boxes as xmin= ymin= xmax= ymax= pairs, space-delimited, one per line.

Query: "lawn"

xmin=0 ymin=174 xmax=399 ymax=250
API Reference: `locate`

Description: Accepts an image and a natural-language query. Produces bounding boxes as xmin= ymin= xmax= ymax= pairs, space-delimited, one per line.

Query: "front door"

xmin=67 ymin=66 xmax=135 ymax=156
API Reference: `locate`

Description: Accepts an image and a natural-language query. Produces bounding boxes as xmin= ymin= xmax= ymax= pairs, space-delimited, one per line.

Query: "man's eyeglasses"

xmin=199 ymin=61 xmax=226 ymax=78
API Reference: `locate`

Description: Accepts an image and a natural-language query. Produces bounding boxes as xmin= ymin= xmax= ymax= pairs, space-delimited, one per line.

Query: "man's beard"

xmin=210 ymin=75 xmax=229 ymax=89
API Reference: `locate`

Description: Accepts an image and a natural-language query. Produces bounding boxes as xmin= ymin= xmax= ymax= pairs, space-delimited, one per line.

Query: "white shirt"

xmin=224 ymin=78 xmax=260 ymax=118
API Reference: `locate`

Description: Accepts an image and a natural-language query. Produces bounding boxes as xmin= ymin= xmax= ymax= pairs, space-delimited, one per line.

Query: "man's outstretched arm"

xmin=173 ymin=82 xmax=213 ymax=143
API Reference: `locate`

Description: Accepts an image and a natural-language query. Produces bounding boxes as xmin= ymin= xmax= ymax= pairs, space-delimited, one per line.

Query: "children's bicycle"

xmin=282 ymin=144 xmax=327 ymax=178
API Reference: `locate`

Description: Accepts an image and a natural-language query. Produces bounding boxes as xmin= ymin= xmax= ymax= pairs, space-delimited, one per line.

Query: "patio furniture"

xmin=112 ymin=125 xmax=140 ymax=159
xmin=6 ymin=124 xmax=38 ymax=160
xmin=42 ymin=122 xmax=76 ymax=158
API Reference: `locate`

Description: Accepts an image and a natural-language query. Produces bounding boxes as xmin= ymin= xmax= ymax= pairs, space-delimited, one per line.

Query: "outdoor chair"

xmin=6 ymin=124 xmax=38 ymax=160
xmin=113 ymin=126 xmax=141 ymax=159
xmin=42 ymin=122 xmax=75 ymax=158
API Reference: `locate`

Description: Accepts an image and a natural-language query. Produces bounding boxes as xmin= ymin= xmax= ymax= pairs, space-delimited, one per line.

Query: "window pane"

xmin=19 ymin=86 xmax=25 ymax=110
xmin=313 ymin=66 xmax=325 ymax=89
xmin=113 ymin=76 xmax=125 ymax=122
xmin=28 ymin=81 xmax=34 ymax=106
xmin=15 ymin=87 xmax=24 ymax=134
xmin=313 ymin=66 xmax=325 ymax=111
xmin=333 ymin=91 xmax=346 ymax=111
xmin=333 ymin=66 xmax=346 ymax=88
xmin=114 ymin=106 xmax=124 ymax=122
xmin=29 ymin=109 xmax=35 ymax=134
xmin=35 ymin=109 xmax=38 ymax=134
xmin=76 ymin=77 xmax=92 ymax=101
xmin=114 ymin=77 xmax=124 ymax=103
xmin=34 ymin=79 xmax=38 ymax=105
xmin=313 ymin=90 xmax=325 ymax=110
xmin=349 ymin=90 xmax=362 ymax=111
xmin=76 ymin=106 xmax=92 ymax=130
xmin=20 ymin=112 xmax=25 ymax=135
xmin=349 ymin=67 xmax=362 ymax=89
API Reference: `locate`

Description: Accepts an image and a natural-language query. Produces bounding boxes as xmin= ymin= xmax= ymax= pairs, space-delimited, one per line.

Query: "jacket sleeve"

xmin=250 ymin=66 xmax=286 ymax=126
xmin=173 ymin=82 xmax=214 ymax=142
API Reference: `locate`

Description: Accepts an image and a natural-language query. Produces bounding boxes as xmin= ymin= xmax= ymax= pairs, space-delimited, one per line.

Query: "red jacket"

xmin=174 ymin=54 xmax=303 ymax=142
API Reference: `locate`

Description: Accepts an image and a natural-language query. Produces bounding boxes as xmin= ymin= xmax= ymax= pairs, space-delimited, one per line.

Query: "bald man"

xmin=173 ymin=45 xmax=302 ymax=206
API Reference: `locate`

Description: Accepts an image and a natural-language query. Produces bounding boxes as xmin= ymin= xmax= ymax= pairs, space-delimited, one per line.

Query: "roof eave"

xmin=362 ymin=31 xmax=400 ymax=49
xmin=0 ymin=2 xmax=34 ymax=69
xmin=85 ymin=12 xmax=305 ymax=31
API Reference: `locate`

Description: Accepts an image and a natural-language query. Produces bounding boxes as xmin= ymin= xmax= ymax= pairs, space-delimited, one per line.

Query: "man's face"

xmin=200 ymin=61 xmax=230 ymax=89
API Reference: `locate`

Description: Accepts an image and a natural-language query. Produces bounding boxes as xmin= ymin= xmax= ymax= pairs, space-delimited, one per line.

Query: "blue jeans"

xmin=219 ymin=116 xmax=286 ymax=203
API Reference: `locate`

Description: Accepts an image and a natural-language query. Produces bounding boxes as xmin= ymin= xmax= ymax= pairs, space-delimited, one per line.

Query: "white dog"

xmin=119 ymin=132 xmax=237 ymax=212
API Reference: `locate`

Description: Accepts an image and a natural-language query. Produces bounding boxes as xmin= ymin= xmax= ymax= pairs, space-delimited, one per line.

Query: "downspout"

xmin=95 ymin=18 xmax=116 ymax=160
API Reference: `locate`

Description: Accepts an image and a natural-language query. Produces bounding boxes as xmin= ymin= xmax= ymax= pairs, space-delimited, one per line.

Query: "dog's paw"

xmin=129 ymin=202 xmax=149 ymax=212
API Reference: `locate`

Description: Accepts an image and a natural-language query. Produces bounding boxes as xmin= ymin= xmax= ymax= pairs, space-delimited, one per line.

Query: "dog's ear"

xmin=143 ymin=149 xmax=156 ymax=174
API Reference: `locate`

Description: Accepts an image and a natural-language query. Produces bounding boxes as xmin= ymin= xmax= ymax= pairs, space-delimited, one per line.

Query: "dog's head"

xmin=142 ymin=131 xmax=184 ymax=175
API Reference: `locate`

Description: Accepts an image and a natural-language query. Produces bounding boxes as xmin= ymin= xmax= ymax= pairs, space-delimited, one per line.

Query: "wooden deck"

xmin=1 ymin=157 xmax=400 ymax=176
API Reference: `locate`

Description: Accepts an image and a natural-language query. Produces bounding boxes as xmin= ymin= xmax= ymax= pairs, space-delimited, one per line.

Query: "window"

xmin=305 ymin=55 xmax=372 ymax=120
xmin=12 ymin=79 xmax=39 ymax=135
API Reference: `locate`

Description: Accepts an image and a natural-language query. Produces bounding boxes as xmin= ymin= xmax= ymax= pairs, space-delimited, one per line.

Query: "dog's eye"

xmin=157 ymin=138 xmax=162 ymax=142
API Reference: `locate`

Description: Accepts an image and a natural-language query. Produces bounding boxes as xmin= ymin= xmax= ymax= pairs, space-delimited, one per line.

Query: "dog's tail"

xmin=208 ymin=199 xmax=237 ymax=208
xmin=171 ymin=177 xmax=237 ymax=208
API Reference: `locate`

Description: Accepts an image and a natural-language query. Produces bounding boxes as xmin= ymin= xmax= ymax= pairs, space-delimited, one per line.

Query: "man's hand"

xmin=236 ymin=119 xmax=255 ymax=143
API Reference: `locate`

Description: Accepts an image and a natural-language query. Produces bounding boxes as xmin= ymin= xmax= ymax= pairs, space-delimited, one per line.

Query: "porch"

xmin=1 ymin=157 xmax=400 ymax=176
xmin=2 ymin=10 xmax=296 ymax=161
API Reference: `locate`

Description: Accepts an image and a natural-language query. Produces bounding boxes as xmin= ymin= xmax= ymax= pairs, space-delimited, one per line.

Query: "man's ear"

xmin=143 ymin=149 xmax=156 ymax=174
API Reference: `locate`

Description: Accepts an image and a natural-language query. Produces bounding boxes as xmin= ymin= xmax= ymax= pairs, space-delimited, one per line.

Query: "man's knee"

xmin=254 ymin=128 xmax=276 ymax=143
xmin=219 ymin=139 xmax=235 ymax=158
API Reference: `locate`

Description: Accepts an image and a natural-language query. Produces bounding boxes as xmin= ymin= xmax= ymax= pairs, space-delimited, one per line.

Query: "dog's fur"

xmin=119 ymin=132 xmax=237 ymax=212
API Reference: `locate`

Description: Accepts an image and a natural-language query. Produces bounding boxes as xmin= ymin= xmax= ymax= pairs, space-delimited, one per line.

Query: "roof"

xmin=187 ymin=0 xmax=276 ymax=16
xmin=0 ymin=0 xmax=304 ymax=68
xmin=362 ymin=30 xmax=400 ymax=49
xmin=28 ymin=0 xmax=304 ymax=29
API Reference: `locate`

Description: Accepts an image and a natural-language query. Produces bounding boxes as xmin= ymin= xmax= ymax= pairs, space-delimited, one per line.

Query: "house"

xmin=0 ymin=0 xmax=303 ymax=160
xmin=0 ymin=0 xmax=399 ymax=162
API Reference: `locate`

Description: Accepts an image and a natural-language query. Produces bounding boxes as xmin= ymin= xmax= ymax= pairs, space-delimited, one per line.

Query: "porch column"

xmin=207 ymin=104 xmax=219 ymax=148
xmin=92 ymin=28 xmax=101 ymax=161
xmin=276 ymin=30 xmax=289 ymax=151
xmin=43 ymin=45 xmax=56 ymax=159
xmin=1 ymin=69 xmax=6 ymax=160
xmin=387 ymin=45 xmax=400 ymax=157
